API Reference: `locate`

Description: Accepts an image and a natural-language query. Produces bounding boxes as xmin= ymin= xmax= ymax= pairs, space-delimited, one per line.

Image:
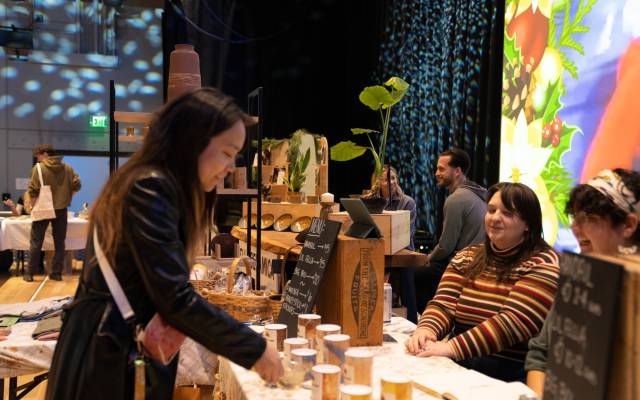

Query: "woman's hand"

xmin=415 ymin=339 xmax=455 ymax=358
xmin=405 ymin=328 xmax=437 ymax=355
xmin=253 ymin=342 xmax=284 ymax=384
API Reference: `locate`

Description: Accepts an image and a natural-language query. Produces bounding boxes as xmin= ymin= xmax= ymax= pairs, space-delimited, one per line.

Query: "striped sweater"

xmin=417 ymin=243 xmax=560 ymax=362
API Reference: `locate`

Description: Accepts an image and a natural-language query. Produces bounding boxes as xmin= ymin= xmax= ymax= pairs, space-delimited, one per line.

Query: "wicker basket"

xmin=206 ymin=256 xmax=271 ymax=322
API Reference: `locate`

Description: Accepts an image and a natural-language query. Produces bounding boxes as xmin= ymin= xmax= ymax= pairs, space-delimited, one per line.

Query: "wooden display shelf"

xmin=113 ymin=111 xmax=154 ymax=124
xmin=217 ymin=188 xmax=258 ymax=196
xmin=230 ymin=227 xmax=427 ymax=267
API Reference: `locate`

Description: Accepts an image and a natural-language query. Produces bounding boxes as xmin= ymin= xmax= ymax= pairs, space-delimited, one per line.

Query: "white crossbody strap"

xmin=93 ymin=228 xmax=135 ymax=321
xmin=36 ymin=163 xmax=45 ymax=186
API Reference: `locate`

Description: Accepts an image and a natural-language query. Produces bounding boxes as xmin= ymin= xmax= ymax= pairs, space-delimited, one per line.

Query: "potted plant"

xmin=330 ymin=76 xmax=410 ymax=213
xmin=284 ymin=130 xmax=311 ymax=204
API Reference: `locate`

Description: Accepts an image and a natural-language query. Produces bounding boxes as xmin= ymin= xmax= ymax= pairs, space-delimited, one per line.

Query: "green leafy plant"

xmin=284 ymin=129 xmax=311 ymax=192
xmin=330 ymin=76 xmax=410 ymax=187
xmin=284 ymin=148 xmax=310 ymax=192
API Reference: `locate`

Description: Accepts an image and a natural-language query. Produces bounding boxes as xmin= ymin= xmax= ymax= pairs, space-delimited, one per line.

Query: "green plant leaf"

xmin=541 ymin=78 xmax=564 ymax=126
xmin=359 ymin=85 xmax=394 ymax=111
xmin=351 ymin=128 xmax=379 ymax=135
xmin=384 ymin=76 xmax=409 ymax=92
xmin=300 ymin=148 xmax=310 ymax=171
xmin=504 ymin=32 xmax=522 ymax=67
xmin=330 ymin=141 xmax=368 ymax=161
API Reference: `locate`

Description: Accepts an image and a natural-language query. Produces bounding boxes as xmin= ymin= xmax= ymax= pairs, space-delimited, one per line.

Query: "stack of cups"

xmin=263 ymin=323 xmax=287 ymax=351
xmin=291 ymin=348 xmax=317 ymax=380
xmin=322 ymin=334 xmax=350 ymax=368
xmin=380 ymin=374 xmax=412 ymax=400
xmin=315 ymin=324 xmax=341 ymax=363
xmin=340 ymin=385 xmax=373 ymax=400
xmin=297 ymin=314 xmax=321 ymax=347
xmin=283 ymin=337 xmax=309 ymax=363
xmin=343 ymin=349 xmax=373 ymax=386
xmin=311 ymin=364 xmax=341 ymax=400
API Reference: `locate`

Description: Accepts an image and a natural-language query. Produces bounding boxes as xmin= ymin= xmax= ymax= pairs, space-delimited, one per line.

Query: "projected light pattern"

xmin=0 ymin=2 xmax=163 ymax=130
xmin=500 ymin=0 xmax=640 ymax=250
xmin=379 ymin=1 xmax=499 ymax=233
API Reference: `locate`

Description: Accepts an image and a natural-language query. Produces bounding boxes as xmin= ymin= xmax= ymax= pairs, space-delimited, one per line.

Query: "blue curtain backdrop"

xmin=378 ymin=0 xmax=503 ymax=237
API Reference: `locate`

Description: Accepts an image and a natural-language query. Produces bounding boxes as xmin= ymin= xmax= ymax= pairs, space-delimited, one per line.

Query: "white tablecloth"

xmin=218 ymin=317 xmax=538 ymax=400
xmin=0 ymin=217 xmax=89 ymax=251
xmin=0 ymin=296 xmax=216 ymax=385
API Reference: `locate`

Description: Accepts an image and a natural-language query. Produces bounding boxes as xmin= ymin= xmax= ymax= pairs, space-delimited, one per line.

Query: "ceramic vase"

xmin=167 ymin=44 xmax=201 ymax=102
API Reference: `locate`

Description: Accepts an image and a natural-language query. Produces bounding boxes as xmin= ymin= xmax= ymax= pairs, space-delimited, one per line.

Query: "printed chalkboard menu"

xmin=544 ymin=252 xmax=624 ymax=400
xmin=277 ymin=218 xmax=341 ymax=336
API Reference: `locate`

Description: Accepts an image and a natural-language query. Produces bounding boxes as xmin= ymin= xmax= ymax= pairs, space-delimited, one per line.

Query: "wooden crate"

xmin=316 ymin=236 xmax=385 ymax=346
xmin=604 ymin=254 xmax=640 ymax=400
xmin=328 ymin=210 xmax=410 ymax=255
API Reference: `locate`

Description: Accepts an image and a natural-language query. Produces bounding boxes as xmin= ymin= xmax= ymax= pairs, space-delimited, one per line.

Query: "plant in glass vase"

xmin=284 ymin=130 xmax=311 ymax=204
xmin=330 ymin=76 xmax=409 ymax=213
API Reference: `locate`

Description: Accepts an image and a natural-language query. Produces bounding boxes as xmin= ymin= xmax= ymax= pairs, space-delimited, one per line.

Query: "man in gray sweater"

xmin=416 ymin=148 xmax=487 ymax=312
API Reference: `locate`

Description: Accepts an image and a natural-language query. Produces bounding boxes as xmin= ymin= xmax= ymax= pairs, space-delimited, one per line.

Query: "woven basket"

xmin=206 ymin=256 xmax=271 ymax=322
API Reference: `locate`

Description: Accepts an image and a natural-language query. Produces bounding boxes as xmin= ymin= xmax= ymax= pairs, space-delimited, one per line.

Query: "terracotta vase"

xmin=167 ymin=44 xmax=201 ymax=102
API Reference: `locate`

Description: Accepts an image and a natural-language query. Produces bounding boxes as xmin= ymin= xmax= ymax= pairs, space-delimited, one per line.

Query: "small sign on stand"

xmin=277 ymin=218 xmax=341 ymax=336
xmin=544 ymin=252 xmax=624 ymax=400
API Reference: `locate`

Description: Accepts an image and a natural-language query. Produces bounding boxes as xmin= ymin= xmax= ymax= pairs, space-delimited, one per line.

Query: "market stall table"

xmin=217 ymin=317 xmax=537 ymax=400
xmin=0 ymin=217 xmax=89 ymax=251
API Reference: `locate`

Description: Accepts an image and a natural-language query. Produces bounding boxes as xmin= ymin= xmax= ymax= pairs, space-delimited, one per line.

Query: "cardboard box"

xmin=316 ymin=236 xmax=385 ymax=346
xmin=328 ymin=210 xmax=410 ymax=255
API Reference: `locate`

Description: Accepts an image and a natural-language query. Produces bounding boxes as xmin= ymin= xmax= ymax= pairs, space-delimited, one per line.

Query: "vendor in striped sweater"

xmin=405 ymin=182 xmax=560 ymax=382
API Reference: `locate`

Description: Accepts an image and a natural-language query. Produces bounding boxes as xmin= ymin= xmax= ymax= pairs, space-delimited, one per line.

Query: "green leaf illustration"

xmin=541 ymin=124 xmax=580 ymax=227
xmin=541 ymin=78 xmax=564 ymax=126
xmin=504 ymin=32 xmax=522 ymax=67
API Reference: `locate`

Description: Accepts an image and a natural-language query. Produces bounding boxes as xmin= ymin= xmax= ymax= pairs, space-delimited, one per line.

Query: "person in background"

xmin=406 ymin=182 xmax=560 ymax=382
xmin=415 ymin=148 xmax=487 ymax=312
xmin=375 ymin=165 xmax=418 ymax=322
xmin=525 ymin=168 xmax=640 ymax=397
xmin=26 ymin=145 xmax=81 ymax=282
xmin=3 ymin=192 xmax=31 ymax=216
xmin=46 ymin=88 xmax=283 ymax=400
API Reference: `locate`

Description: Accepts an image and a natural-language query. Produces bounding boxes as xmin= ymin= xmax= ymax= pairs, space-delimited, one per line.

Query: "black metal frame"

xmin=217 ymin=87 xmax=264 ymax=288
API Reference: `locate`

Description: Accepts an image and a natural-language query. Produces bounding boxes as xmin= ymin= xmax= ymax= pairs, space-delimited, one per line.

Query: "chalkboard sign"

xmin=544 ymin=252 xmax=624 ymax=400
xmin=277 ymin=218 xmax=342 ymax=336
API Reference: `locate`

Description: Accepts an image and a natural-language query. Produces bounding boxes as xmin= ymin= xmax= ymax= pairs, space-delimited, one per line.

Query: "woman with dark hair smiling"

xmin=525 ymin=168 xmax=640 ymax=396
xmin=406 ymin=182 xmax=560 ymax=382
xmin=46 ymin=88 xmax=283 ymax=399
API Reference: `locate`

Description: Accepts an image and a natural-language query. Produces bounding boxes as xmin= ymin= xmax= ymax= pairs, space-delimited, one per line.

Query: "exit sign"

xmin=90 ymin=115 xmax=108 ymax=128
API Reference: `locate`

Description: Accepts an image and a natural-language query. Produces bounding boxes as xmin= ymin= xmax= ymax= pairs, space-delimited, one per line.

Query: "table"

xmin=0 ymin=217 xmax=89 ymax=251
xmin=230 ymin=227 xmax=428 ymax=267
xmin=217 ymin=317 xmax=538 ymax=400
xmin=0 ymin=275 xmax=218 ymax=397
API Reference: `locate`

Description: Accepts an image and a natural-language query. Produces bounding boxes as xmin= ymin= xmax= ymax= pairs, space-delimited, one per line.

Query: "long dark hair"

xmin=91 ymin=87 xmax=252 ymax=263
xmin=465 ymin=182 xmax=551 ymax=281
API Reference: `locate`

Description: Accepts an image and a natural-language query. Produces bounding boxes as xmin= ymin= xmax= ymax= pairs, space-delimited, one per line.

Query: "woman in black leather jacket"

xmin=46 ymin=88 xmax=283 ymax=400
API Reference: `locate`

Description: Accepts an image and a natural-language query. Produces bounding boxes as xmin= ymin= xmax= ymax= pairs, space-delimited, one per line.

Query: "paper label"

xmin=381 ymin=392 xmax=395 ymax=400
xmin=298 ymin=325 xmax=306 ymax=339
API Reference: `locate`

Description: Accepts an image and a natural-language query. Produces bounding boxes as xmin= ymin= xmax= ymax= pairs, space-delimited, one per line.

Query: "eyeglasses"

xmin=568 ymin=212 xmax=601 ymax=227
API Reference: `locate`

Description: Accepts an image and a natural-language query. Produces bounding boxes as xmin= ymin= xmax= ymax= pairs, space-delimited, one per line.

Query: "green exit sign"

xmin=90 ymin=115 xmax=108 ymax=128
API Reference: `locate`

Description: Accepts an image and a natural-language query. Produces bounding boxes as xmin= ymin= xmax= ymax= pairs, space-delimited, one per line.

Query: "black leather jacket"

xmin=46 ymin=170 xmax=266 ymax=400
